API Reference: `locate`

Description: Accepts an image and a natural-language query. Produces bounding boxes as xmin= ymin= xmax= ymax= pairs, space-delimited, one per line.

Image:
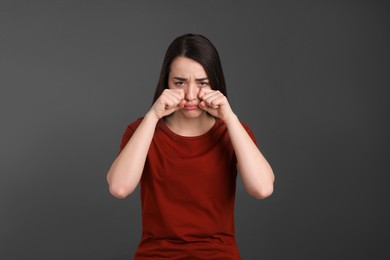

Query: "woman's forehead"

xmin=170 ymin=57 xmax=207 ymax=78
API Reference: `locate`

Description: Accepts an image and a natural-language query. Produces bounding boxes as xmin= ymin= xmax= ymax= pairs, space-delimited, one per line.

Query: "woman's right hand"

xmin=149 ymin=89 xmax=186 ymax=119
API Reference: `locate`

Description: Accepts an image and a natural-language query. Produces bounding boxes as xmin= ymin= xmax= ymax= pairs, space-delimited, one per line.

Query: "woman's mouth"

xmin=183 ymin=104 xmax=199 ymax=110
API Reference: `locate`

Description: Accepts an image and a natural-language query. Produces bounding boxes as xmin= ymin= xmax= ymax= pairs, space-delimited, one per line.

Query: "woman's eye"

xmin=200 ymin=82 xmax=209 ymax=86
xmin=174 ymin=82 xmax=185 ymax=86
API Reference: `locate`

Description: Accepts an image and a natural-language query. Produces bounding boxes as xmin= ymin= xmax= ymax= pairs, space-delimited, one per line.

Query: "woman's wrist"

xmin=223 ymin=113 xmax=239 ymax=126
xmin=144 ymin=110 xmax=160 ymax=124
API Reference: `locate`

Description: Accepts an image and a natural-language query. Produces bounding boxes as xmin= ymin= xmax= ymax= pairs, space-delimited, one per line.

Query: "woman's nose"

xmin=185 ymin=84 xmax=198 ymax=101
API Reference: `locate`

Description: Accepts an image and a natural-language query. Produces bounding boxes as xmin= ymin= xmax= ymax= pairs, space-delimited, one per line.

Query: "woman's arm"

xmin=107 ymin=112 xmax=158 ymax=198
xmin=107 ymin=89 xmax=185 ymax=199
xmin=199 ymin=89 xmax=275 ymax=199
xmin=225 ymin=115 xmax=275 ymax=199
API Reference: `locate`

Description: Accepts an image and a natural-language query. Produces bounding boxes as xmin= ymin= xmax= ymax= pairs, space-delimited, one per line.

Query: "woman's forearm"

xmin=107 ymin=112 xmax=158 ymax=199
xmin=225 ymin=115 xmax=275 ymax=199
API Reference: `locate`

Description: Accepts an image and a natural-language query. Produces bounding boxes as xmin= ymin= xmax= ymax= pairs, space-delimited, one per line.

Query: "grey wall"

xmin=1 ymin=1 xmax=389 ymax=259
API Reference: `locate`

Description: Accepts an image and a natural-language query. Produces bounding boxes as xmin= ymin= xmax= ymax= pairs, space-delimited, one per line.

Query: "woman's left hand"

xmin=198 ymin=89 xmax=236 ymax=123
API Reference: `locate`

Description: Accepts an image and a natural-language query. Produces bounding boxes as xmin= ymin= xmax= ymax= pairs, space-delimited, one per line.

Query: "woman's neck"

xmin=164 ymin=113 xmax=216 ymax=137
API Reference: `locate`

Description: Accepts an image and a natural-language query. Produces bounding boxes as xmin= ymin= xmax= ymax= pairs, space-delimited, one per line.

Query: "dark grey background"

xmin=1 ymin=1 xmax=389 ymax=259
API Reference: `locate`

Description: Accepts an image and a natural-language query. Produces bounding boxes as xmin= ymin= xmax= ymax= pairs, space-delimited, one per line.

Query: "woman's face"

xmin=168 ymin=56 xmax=212 ymax=118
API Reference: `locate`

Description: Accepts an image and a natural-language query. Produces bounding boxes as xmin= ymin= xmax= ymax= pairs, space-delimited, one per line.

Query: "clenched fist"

xmin=149 ymin=89 xmax=186 ymax=119
xmin=198 ymin=89 xmax=236 ymax=123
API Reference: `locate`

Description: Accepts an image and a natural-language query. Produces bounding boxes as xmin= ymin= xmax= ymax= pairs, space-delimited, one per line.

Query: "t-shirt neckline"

xmin=158 ymin=117 xmax=221 ymax=141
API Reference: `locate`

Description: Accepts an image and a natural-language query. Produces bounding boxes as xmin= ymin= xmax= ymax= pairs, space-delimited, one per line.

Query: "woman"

xmin=107 ymin=34 xmax=275 ymax=259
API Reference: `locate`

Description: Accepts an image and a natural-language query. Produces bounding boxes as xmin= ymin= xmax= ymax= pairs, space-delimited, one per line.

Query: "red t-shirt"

xmin=119 ymin=117 xmax=256 ymax=260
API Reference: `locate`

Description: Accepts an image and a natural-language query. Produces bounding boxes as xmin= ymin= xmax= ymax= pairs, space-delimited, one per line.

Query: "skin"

xmin=107 ymin=57 xmax=275 ymax=199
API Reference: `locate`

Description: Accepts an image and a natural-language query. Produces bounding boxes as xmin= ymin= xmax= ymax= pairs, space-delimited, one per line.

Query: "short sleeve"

xmin=119 ymin=117 xmax=144 ymax=153
xmin=241 ymin=122 xmax=257 ymax=145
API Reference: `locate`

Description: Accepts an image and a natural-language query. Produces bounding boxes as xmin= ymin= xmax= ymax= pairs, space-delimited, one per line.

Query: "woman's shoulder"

xmin=215 ymin=118 xmax=253 ymax=131
xmin=240 ymin=120 xmax=252 ymax=131
xmin=239 ymin=121 xmax=257 ymax=144
xmin=119 ymin=117 xmax=144 ymax=152
xmin=127 ymin=117 xmax=144 ymax=130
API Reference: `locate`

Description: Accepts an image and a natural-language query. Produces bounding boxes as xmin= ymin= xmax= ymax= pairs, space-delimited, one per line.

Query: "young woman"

xmin=107 ymin=34 xmax=275 ymax=259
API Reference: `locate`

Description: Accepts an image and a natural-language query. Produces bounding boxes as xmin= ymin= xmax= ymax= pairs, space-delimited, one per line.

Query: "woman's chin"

xmin=177 ymin=108 xmax=205 ymax=118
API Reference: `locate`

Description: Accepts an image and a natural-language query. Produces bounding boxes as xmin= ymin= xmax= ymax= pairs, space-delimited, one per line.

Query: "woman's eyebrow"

xmin=173 ymin=77 xmax=187 ymax=81
xmin=172 ymin=77 xmax=208 ymax=81
xmin=195 ymin=77 xmax=209 ymax=81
